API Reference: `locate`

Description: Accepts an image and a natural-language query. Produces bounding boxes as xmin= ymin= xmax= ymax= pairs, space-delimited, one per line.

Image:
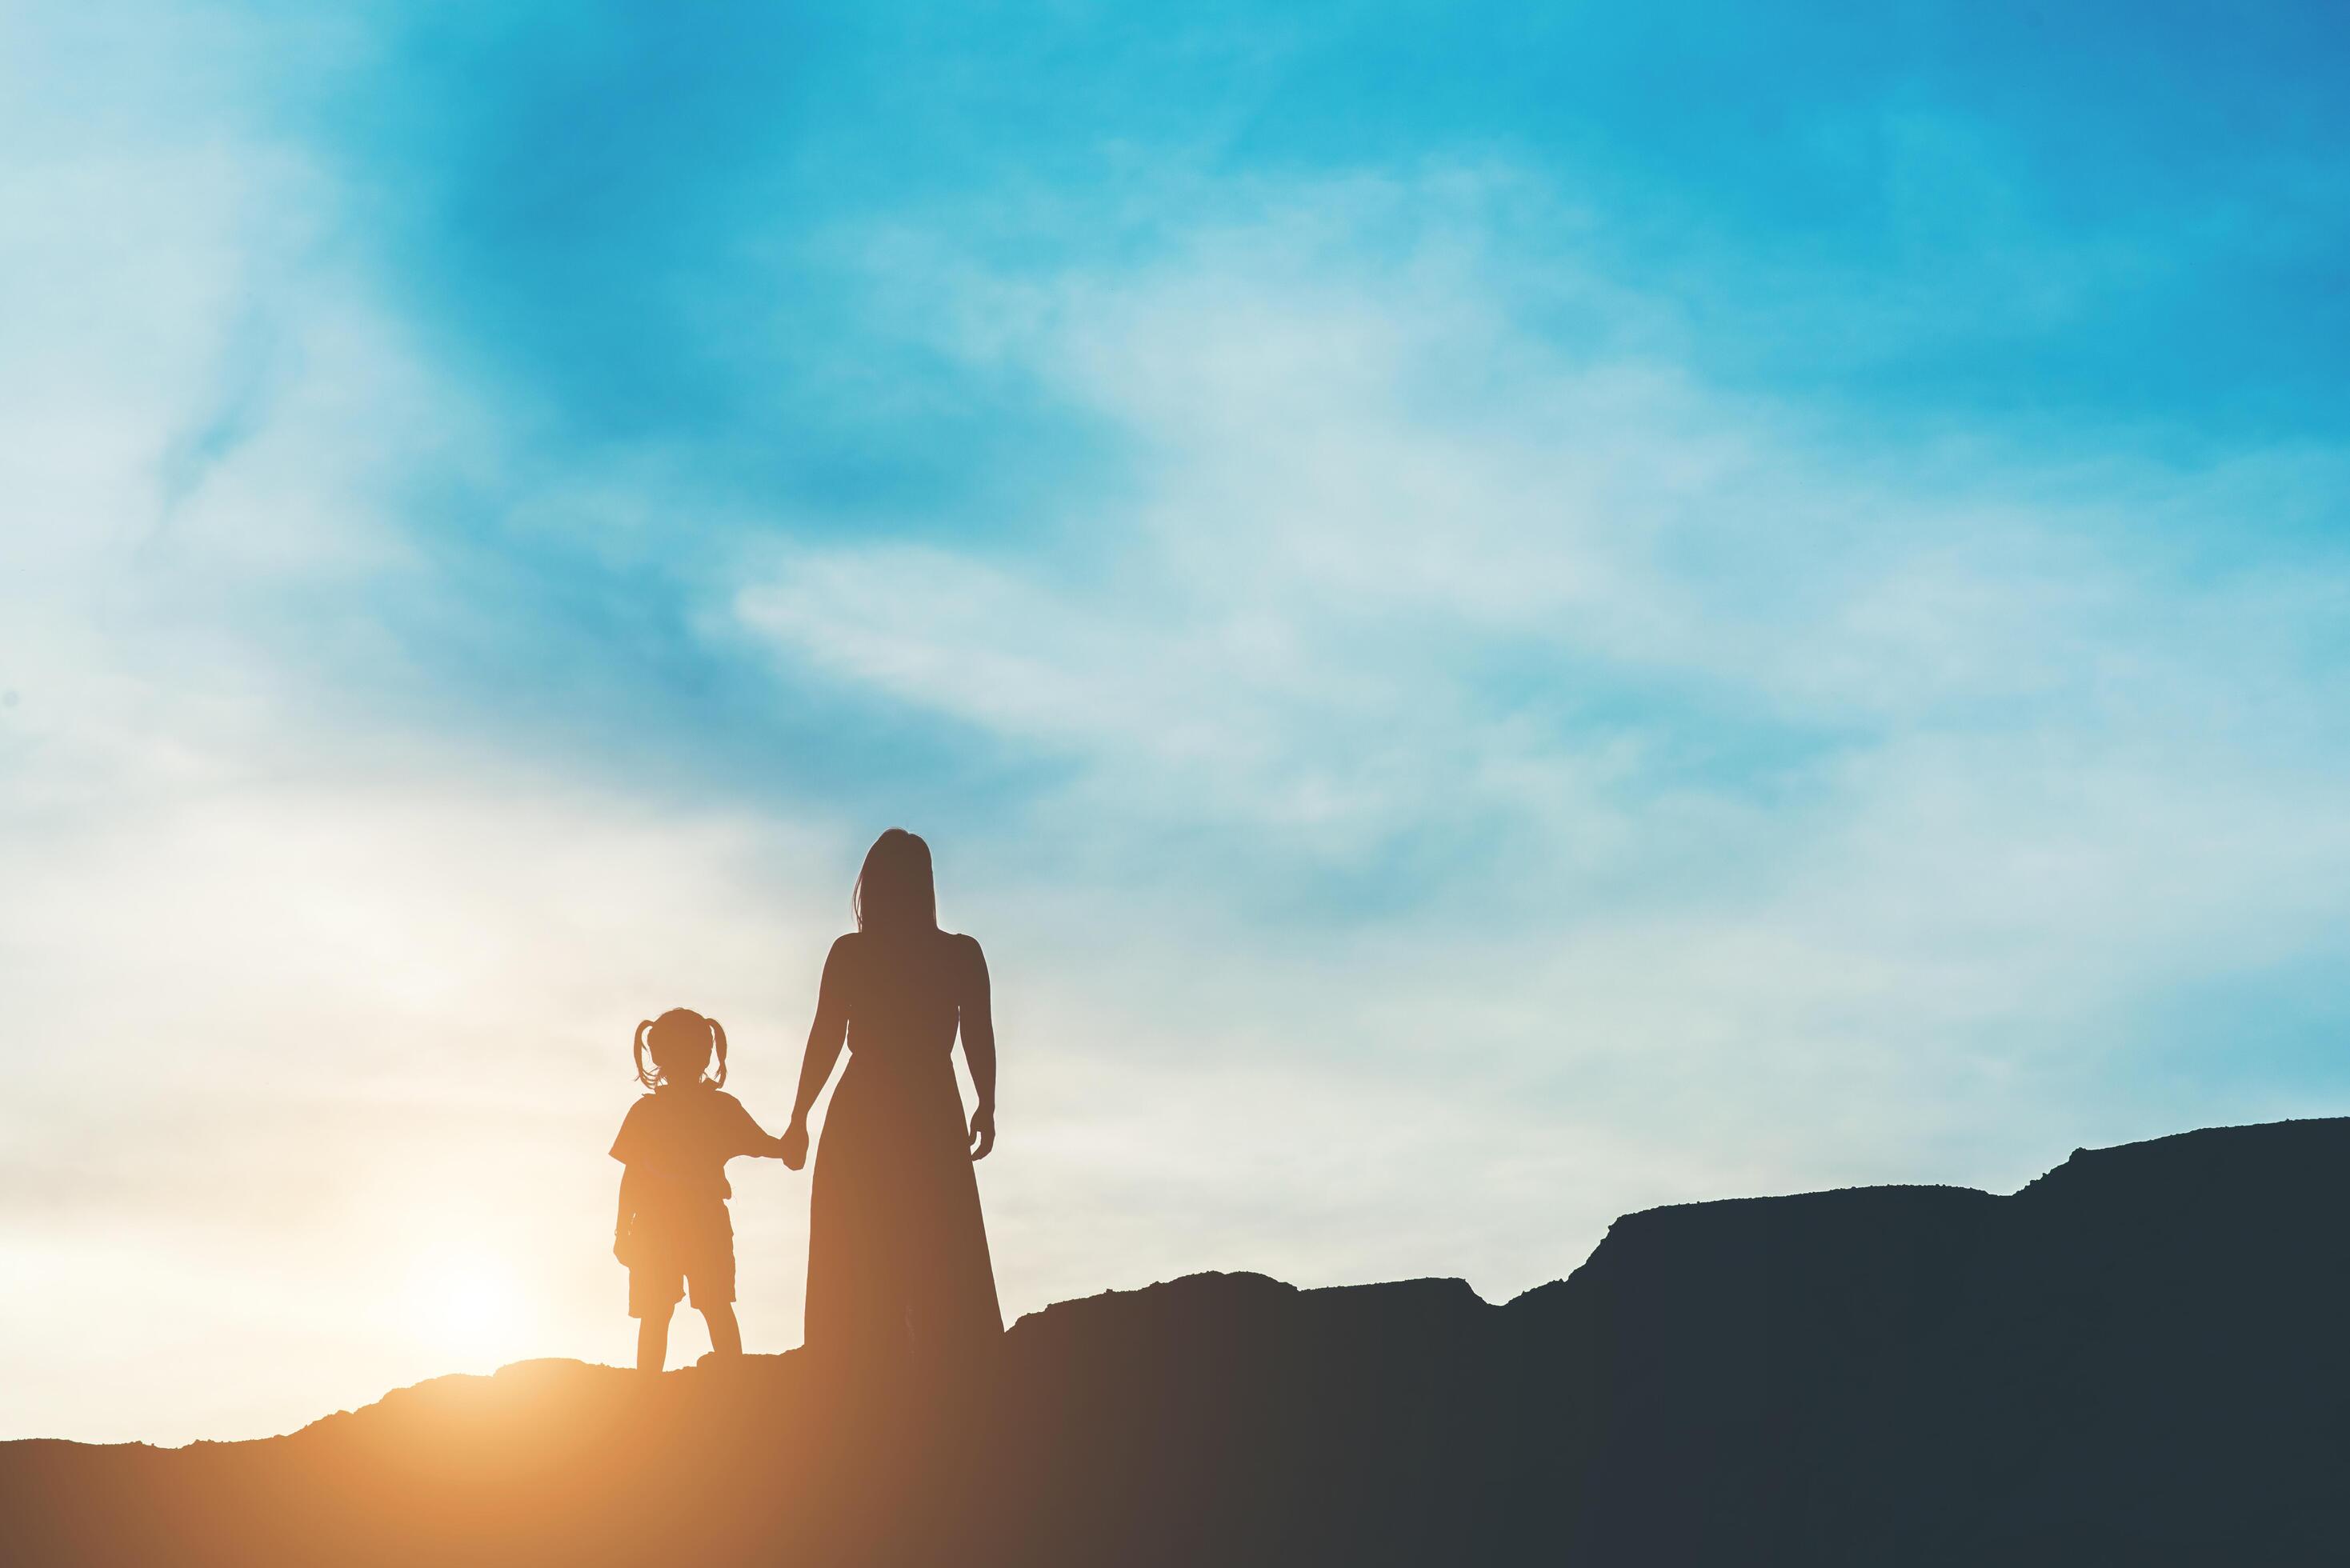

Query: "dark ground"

xmin=11 ymin=1118 xmax=2350 ymax=1565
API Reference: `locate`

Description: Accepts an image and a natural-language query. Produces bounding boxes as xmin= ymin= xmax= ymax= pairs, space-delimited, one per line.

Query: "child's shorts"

xmin=627 ymin=1201 xmax=736 ymax=1318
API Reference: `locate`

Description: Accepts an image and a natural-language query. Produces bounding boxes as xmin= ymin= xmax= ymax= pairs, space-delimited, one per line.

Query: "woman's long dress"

xmin=804 ymin=929 xmax=1003 ymax=1361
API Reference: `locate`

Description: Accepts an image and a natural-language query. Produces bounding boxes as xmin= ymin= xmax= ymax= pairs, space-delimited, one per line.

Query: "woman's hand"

xmin=968 ymin=1104 xmax=995 ymax=1162
xmin=779 ymin=1121 xmax=810 ymax=1170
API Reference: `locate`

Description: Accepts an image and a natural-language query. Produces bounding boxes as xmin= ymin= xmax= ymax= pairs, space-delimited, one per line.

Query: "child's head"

xmin=633 ymin=1007 xmax=728 ymax=1090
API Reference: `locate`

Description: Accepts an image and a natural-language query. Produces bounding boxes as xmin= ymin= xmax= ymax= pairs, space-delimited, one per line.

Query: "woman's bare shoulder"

xmin=947 ymin=930 xmax=987 ymax=974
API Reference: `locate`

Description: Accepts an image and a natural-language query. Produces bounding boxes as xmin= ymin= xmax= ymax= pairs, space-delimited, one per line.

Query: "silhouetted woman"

xmin=780 ymin=830 xmax=1003 ymax=1364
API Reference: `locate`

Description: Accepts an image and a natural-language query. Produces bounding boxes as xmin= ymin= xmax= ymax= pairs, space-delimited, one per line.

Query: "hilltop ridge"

xmin=11 ymin=1118 xmax=2350 ymax=1566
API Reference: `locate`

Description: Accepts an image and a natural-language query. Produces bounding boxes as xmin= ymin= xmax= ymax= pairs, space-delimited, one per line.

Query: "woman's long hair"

xmin=854 ymin=828 xmax=938 ymax=934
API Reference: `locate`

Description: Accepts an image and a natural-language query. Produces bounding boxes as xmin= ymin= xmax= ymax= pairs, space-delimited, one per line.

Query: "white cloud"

xmin=737 ymin=180 xmax=2350 ymax=1266
xmin=6 ymin=93 xmax=2348 ymax=1457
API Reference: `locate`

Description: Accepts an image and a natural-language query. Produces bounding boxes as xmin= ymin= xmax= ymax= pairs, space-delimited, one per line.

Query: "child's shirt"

xmin=609 ymin=1082 xmax=772 ymax=1203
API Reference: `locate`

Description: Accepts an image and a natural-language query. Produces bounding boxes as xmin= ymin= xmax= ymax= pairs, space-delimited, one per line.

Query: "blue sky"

xmin=4 ymin=0 xmax=2348 ymax=1442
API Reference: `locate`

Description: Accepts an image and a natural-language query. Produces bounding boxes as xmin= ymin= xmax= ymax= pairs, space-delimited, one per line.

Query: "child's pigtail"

xmin=633 ymin=1019 xmax=659 ymax=1090
xmin=708 ymin=1017 xmax=729 ymax=1087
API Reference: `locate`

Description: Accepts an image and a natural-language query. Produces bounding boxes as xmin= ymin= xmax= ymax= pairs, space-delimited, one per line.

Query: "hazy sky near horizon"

xmin=6 ymin=1 xmax=2349 ymax=1444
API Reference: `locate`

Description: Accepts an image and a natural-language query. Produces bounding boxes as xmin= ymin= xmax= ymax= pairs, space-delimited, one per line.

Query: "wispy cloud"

xmin=737 ymin=181 xmax=2350 ymax=1198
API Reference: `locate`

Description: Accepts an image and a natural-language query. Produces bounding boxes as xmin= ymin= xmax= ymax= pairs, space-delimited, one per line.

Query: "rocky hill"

xmin=10 ymin=1118 xmax=2350 ymax=1565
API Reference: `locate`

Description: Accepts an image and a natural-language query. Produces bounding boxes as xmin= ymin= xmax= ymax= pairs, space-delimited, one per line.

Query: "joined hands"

xmin=771 ymin=1109 xmax=990 ymax=1168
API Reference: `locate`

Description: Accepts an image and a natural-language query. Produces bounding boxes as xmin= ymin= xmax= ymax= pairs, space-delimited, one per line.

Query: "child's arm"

xmin=614 ymin=1166 xmax=643 ymax=1262
xmin=731 ymin=1107 xmax=791 ymax=1162
xmin=780 ymin=937 xmax=852 ymax=1170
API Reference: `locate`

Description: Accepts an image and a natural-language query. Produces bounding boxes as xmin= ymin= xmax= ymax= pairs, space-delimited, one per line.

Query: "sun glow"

xmin=404 ymin=1252 xmax=525 ymax=1363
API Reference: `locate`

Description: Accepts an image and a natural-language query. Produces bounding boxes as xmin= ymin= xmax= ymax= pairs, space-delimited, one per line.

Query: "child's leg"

xmin=690 ymin=1215 xmax=743 ymax=1358
xmin=637 ymin=1303 xmax=674 ymax=1374
xmin=701 ymin=1301 xmax=743 ymax=1357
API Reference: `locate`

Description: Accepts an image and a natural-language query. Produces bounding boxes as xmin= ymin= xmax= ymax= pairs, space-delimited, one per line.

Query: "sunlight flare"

xmin=405 ymin=1253 xmax=525 ymax=1364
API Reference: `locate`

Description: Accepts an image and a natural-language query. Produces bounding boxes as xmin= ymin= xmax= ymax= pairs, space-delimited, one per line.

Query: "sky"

xmin=4 ymin=0 xmax=2348 ymax=1445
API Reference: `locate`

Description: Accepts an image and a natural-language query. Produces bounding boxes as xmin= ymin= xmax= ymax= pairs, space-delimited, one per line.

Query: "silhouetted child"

xmin=611 ymin=1007 xmax=789 ymax=1373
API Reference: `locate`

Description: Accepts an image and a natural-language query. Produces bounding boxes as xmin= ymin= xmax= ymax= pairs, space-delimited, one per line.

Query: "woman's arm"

xmin=780 ymin=937 xmax=852 ymax=1169
xmin=960 ymin=934 xmax=996 ymax=1161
